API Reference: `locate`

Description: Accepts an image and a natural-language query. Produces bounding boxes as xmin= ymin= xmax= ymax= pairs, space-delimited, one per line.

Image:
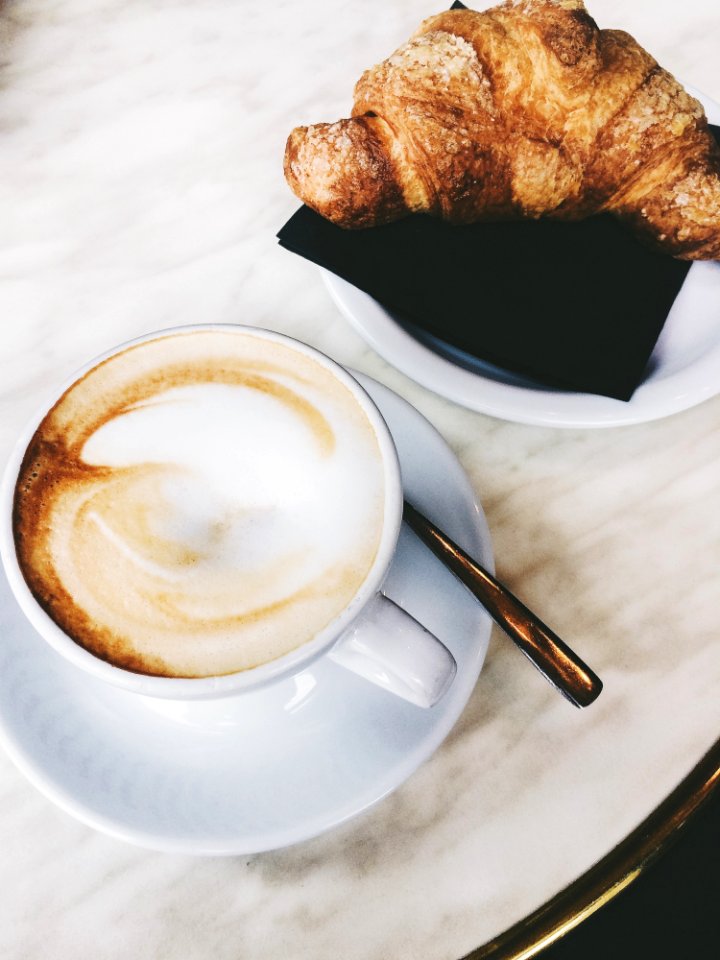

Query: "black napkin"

xmin=278 ymin=122 xmax=719 ymax=401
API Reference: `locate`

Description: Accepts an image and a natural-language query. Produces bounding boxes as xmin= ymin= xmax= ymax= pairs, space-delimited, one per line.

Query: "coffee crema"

xmin=13 ymin=330 xmax=386 ymax=677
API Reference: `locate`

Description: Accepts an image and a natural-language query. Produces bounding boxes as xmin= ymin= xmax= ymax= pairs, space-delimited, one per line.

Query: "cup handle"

xmin=328 ymin=594 xmax=457 ymax=708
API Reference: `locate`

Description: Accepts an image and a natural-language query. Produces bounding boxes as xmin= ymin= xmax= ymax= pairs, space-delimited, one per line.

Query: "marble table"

xmin=1 ymin=0 xmax=718 ymax=957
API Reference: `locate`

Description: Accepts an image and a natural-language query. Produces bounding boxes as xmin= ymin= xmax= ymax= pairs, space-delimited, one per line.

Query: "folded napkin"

xmin=278 ymin=128 xmax=719 ymax=402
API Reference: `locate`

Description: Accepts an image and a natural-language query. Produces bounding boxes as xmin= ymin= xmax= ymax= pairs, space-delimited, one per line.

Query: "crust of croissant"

xmin=284 ymin=0 xmax=720 ymax=260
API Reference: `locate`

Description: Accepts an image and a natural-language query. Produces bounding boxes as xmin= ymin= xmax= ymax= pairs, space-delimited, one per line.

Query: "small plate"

xmin=0 ymin=375 xmax=493 ymax=855
xmin=323 ymin=90 xmax=720 ymax=429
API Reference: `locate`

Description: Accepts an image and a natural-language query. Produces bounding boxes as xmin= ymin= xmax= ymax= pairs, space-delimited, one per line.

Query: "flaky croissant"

xmin=284 ymin=0 xmax=720 ymax=260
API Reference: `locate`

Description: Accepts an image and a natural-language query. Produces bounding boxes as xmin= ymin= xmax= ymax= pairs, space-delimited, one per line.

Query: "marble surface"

xmin=1 ymin=0 xmax=719 ymax=957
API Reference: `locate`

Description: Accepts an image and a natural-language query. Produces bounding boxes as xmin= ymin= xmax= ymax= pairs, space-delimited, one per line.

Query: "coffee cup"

xmin=0 ymin=325 xmax=456 ymax=707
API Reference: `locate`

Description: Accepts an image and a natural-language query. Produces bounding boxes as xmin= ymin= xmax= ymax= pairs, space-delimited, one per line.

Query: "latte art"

xmin=13 ymin=330 xmax=386 ymax=677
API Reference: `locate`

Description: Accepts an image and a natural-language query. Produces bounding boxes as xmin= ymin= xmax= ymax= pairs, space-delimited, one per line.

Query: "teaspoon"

xmin=403 ymin=500 xmax=603 ymax=708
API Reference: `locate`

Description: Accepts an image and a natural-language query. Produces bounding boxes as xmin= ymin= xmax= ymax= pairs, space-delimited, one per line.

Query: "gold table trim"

xmin=463 ymin=737 xmax=720 ymax=960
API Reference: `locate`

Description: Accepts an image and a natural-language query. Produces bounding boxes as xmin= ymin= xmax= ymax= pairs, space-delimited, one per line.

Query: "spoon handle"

xmin=403 ymin=501 xmax=603 ymax=708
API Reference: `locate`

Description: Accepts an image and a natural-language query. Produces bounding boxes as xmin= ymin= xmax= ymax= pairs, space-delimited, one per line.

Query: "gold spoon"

xmin=403 ymin=501 xmax=603 ymax=708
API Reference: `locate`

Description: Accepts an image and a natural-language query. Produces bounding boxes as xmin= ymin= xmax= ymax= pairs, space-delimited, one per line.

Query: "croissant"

xmin=284 ymin=0 xmax=720 ymax=260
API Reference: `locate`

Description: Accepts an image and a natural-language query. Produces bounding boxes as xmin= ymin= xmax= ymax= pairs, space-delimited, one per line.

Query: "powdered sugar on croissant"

xmin=284 ymin=0 xmax=720 ymax=260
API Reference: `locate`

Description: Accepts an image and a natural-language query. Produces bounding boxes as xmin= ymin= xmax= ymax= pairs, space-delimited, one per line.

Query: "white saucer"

xmin=323 ymin=90 xmax=720 ymax=429
xmin=0 ymin=375 xmax=493 ymax=855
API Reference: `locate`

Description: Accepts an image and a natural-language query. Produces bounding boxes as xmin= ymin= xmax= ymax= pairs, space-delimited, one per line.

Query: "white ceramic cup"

xmin=0 ymin=324 xmax=456 ymax=708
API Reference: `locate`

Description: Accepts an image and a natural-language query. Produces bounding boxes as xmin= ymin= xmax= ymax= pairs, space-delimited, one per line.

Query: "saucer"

xmin=0 ymin=375 xmax=493 ymax=855
xmin=323 ymin=90 xmax=720 ymax=429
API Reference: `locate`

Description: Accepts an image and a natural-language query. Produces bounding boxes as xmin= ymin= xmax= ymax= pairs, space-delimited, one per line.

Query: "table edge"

xmin=461 ymin=736 xmax=720 ymax=960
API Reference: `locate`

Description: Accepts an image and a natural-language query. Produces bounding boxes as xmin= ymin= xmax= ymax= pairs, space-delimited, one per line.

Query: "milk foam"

xmin=13 ymin=331 xmax=386 ymax=677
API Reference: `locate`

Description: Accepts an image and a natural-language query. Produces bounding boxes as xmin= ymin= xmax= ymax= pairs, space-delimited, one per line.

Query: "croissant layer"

xmin=284 ymin=0 xmax=720 ymax=260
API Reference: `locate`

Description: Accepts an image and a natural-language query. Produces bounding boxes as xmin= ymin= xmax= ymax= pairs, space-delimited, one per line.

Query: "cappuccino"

xmin=13 ymin=329 xmax=386 ymax=678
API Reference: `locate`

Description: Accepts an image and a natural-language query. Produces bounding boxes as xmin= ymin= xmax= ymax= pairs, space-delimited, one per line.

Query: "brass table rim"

xmin=462 ymin=737 xmax=720 ymax=960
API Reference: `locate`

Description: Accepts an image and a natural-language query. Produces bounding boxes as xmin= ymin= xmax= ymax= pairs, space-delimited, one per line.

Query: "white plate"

xmin=0 ymin=375 xmax=493 ymax=855
xmin=322 ymin=90 xmax=720 ymax=429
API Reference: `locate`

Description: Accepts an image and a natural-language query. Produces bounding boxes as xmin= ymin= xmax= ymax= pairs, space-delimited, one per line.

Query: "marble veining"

xmin=1 ymin=1 xmax=719 ymax=958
